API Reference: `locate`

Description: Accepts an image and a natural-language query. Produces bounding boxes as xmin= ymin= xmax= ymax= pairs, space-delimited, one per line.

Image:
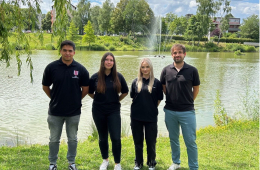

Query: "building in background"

xmin=211 ymin=17 xmax=240 ymax=36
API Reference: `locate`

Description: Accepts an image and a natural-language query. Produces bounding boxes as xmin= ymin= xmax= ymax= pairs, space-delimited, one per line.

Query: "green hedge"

xmin=137 ymin=35 xmax=208 ymax=42
xmin=76 ymin=44 xmax=107 ymax=51
xmin=213 ymin=37 xmax=259 ymax=43
xmin=137 ymin=34 xmax=259 ymax=44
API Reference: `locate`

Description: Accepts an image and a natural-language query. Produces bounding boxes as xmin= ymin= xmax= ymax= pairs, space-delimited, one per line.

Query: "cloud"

xmin=189 ymin=0 xmax=198 ymax=8
xmin=90 ymin=2 xmax=102 ymax=7
xmin=39 ymin=0 xmax=258 ymax=21
xmin=175 ymin=7 xmax=183 ymax=13
xmin=40 ymin=1 xmax=52 ymax=13
xmin=230 ymin=2 xmax=259 ymax=20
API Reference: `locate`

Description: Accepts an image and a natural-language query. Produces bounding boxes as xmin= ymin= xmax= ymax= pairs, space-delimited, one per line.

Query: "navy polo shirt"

xmin=89 ymin=72 xmax=129 ymax=114
xmin=130 ymin=78 xmax=163 ymax=122
xmin=42 ymin=57 xmax=89 ymax=117
xmin=160 ymin=62 xmax=200 ymax=111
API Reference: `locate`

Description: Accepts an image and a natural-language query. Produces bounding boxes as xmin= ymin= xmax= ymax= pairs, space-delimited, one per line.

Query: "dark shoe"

xmin=68 ymin=163 xmax=78 ymax=170
xmin=48 ymin=164 xmax=57 ymax=170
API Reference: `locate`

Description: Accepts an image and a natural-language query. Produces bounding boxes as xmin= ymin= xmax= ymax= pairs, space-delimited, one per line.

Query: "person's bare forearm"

xmin=43 ymin=85 xmax=51 ymax=99
xmin=81 ymin=86 xmax=89 ymax=99
xmin=162 ymin=85 xmax=166 ymax=95
xmin=88 ymin=93 xmax=94 ymax=99
xmin=119 ymin=93 xmax=128 ymax=101
xmin=193 ymin=86 xmax=199 ymax=100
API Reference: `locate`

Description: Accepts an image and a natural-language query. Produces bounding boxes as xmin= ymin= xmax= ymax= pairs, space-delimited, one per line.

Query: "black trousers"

xmin=93 ymin=111 xmax=121 ymax=163
xmin=131 ymin=118 xmax=157 ymax=166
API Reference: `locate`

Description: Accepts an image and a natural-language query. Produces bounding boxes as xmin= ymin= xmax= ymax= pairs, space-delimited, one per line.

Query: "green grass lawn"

xmin=0 ymin=120 xmax=258 ymax=170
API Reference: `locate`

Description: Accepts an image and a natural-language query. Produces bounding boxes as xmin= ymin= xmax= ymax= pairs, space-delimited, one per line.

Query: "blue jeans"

xmin=164 ymin=108 xmax=198 ymax=170
xmin=47 ymin=115 xmax=80 ymax=165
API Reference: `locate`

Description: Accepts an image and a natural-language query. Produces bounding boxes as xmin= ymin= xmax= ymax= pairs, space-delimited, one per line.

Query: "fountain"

xmin=138 ymin=15 xmax=174 ymax=58
xmin=150 ymin=16 xmax=167 ymax=58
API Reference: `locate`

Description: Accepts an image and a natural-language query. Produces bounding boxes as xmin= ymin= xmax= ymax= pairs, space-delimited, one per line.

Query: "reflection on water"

xmin=0 ymin=51 xmax=258 ymax=146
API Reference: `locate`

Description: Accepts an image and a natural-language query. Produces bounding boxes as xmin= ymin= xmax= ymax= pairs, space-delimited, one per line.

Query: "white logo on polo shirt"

xmin=72 ymin=70 xmax=79 ymax=79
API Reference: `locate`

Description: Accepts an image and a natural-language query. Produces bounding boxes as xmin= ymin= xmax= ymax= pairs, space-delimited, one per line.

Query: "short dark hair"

xmin=171 ymin=44 xmax=186 ymax=54
xmin=60 ymin=40 xmax=76 ymax=51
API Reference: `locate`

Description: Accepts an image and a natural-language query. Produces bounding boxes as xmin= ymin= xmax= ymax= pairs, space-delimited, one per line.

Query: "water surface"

xmin=0 ymin=51 xmax=258 ymax=146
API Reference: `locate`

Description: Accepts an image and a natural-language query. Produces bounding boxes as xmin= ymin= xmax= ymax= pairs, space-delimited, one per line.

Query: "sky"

xmin=40 ymin=0 xmax=259 ymax=22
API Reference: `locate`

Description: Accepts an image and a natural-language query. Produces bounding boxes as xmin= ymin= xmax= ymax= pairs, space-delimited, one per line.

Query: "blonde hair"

xmin=137 ymin=58 xmax=155 ymax=93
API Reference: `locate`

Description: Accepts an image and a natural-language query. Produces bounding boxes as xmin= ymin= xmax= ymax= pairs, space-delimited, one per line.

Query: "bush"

xmin=213 ymin=37 xmax=259 ymax=43
xmin=226 ymin=44 xmax=246 ymax=52
xmin=15 ymin=44 xmax=24 ymax=50
xmin=45 ymin=43 xmax=56 ymax=50
xmin=245 ymin=46 xmax=256 ymax=52
xmin=104 ymin=43 xmax=110 ymax=47
xmin=90 ymin=44 xmax=107 ymax=51
xmin=120 ymin=37 xmax=131 ymax=45
xmin=109 ymin=46 xmax=116 ymax=51
xmin=234 ymin=50 xmax=242 ymax=55
xmin=204 ymin=42 xmax=217 ymax=48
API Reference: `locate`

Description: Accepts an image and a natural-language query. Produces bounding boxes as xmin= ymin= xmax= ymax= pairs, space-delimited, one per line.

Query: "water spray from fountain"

xmin=152 ymin=16 xmax=165 ymax=59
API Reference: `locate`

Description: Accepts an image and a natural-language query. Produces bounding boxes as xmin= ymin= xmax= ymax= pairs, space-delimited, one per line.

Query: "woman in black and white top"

xmin=89 ymin=52 xmax=129 ymax=170
xmin=130 ymin=58 xmax=163 ymax=170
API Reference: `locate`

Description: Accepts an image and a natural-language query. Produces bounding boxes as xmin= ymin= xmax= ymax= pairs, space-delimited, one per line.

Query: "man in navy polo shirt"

xmin=160 ymin=44 xmax=200 ymax=170
xmin=42 ymin=40 xmax=89 ymax=170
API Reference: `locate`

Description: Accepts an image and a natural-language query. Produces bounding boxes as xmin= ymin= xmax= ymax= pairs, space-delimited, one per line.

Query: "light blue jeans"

xmin=164 ymin=108 xmax=198 ymax=170
xmin=47 ymin=115 xmax=80 ymax=165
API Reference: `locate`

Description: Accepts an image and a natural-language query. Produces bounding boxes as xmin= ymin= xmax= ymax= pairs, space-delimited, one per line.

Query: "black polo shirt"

xmin=89 ymin=72 xmax=129 ymax=114
xmin=130 ymin=78 xmax=163 ymax=122
xmin=42 ymin=57 xmax=89 ymax=117
xmin=160 ymin=62 xmax=200 ymax=111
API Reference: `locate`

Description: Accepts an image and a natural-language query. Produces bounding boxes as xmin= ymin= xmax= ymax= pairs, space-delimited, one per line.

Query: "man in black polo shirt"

xmin=42 ymin=40 xmax=89 ymax=170
xmin=160 ymin=44 xmax=200 ymax=170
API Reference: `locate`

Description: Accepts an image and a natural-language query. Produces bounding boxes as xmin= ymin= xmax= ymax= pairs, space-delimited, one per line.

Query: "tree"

xmin=21 ymin=7 xmax=39 ymax=30
xmin=98 ymin=0 xmax=114 ymax=34
xmin=240 ymin=14 xmax=259 ymax=39
xmin=72 ymin=0 xmax=91 ymax=35
xmin=184 ymin=15 xmax=198 ymax=45
xmin=42 ymin=11 xmax=52 ymax=31
xmin=68 ymin=21 xmax=78 ymax=41
xmin=90 ymin=6 xmax=101 ymax=35
xmin=82 ymin=20 xmax=95 ymax=47
xmin=123 ymin=0 xmax=154 ymax=35
xmin=164 ymin=12 xmax=177 ymax=33
xmin=0 ymin=0 xmax=41 ymax=82
xmin=216 ymin=0 xmax=232 ymax=44
xmin=196 ymin=0 xmax=219 ymax=44
xmin=169 ymin=16 xmax=188 ymax=35
xmin=110 ymin=0 xmax=129 ymax=34
xmin=0 ymin=0 xmax=77 ymax=82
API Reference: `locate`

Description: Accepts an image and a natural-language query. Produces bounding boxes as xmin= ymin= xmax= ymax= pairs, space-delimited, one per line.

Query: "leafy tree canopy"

xmin=240 ymin=14 xmax=259 ymax=40
xmin=42 ymin=11 xmax=52 ymax=31
xmin=82 ymin=20 xmax=95 ymax=47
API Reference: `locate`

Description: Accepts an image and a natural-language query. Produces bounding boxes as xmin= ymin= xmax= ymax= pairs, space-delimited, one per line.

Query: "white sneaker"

xmin=48 ymin=164 xmax=57 ymax=170
xmin=148 ymin=166 xmax=155 ymax=170
xmin=133 ymin=163 xmax=142 ymax=170
xmin=114 ymin=164 xmax=122 ymax=170
xmin=100 ymin=160 xmax=109 ymax=170
xmin=68 ymin=163 xmax=78 ymax=170
xmin=168 ymin=163 xmax=180 ymax=170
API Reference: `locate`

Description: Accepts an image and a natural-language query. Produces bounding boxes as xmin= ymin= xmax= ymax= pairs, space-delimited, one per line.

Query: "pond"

xmin=0 ymin=50 xmax=258 ymax=146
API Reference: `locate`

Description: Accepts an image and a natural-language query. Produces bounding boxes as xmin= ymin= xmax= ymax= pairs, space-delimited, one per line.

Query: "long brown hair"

xmin=97 ymin=52 xmax=121 ymax=94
